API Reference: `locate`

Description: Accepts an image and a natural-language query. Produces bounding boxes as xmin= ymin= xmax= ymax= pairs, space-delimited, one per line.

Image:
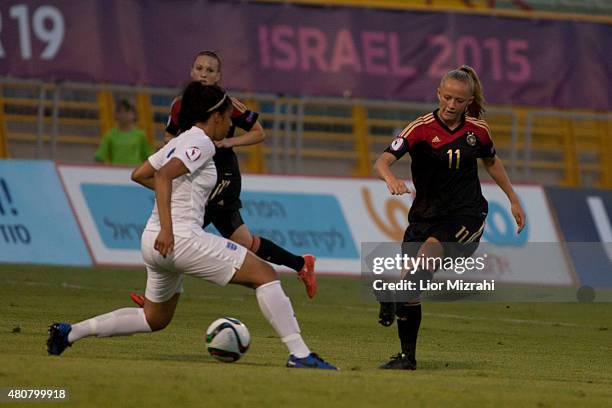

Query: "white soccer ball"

xmin=205 ymin=317 xmax=250 ymax=362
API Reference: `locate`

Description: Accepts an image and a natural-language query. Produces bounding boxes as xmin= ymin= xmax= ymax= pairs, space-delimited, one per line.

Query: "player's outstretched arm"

xmin=131 ymin=160 xmax=156 ymax=190
xmin=482 ymin=156 xmax=525 ymax=233
xmin=374 ymin=152 xmax=411 ymax=196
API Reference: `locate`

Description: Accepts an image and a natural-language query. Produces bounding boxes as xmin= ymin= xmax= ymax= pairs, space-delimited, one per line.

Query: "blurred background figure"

xmin=94 ymin=99 xmax=152 ymax=166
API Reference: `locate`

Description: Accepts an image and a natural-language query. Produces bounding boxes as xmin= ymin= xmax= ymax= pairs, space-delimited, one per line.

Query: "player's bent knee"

xmin=417 ymin=237 xmax=444 ymax=273
xmin=232 ymin=252 xmax=278 ymax=288
xmin=143 ymin=294 xmax=179 ymax=331
xmin=247 ymin=254 xmax=278 ymax=285
xmin=143 ymin=306 xmax=172 ymax=331
xmin=248 ymin=235 xmax=261 ymax=253
xmin=256 ymin=260 xmax=278 ymax=284
xmin=144 ymin=312 xmax=172 ymax=332
xmin=232 ymin=235 xmax=252 ymax=249
xmin=229 ymin=225 xmax=253 ymax=249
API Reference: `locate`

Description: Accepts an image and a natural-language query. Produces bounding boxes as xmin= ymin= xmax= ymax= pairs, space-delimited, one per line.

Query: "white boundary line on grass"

xmin=302 ymin=304 xmax=607 ymax=329
xmin=424 ymin=312 xmax=600 ymax=328
xmin=3 ymin=279 xmax=246 ymax=302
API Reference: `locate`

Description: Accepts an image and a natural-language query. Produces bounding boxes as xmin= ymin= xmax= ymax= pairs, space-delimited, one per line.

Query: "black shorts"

xmin=203 ymin=208 xmax=245 ymax=238
xmin=207 ymin=176 xmax=242 ymax=212
xmin=402 ymin=216 xmax=485 ymax=259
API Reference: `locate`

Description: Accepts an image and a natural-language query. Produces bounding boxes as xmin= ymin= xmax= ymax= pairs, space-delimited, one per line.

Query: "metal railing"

xmin=244 ymin=95 xmax=522 ymax=179
xmin=524 ymin=110 xmax=612 ymax=187
xmin=1 ymin=77 xmax=610 ymax=188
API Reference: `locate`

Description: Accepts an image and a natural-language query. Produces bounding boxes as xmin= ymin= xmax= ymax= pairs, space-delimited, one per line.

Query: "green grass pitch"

xmin=1 ymin=264 xmax=611 ymax=407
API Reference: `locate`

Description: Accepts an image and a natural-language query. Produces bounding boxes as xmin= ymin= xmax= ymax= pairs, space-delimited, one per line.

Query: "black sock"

xmin=396 ymin=303 xmax=422 ymax=361
xmin=255 ymin=237 xmax=305 ymax=272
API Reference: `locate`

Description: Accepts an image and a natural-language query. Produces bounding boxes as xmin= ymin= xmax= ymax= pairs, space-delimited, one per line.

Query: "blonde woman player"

xmin=374 ymin=66 xmax=525 ymax=370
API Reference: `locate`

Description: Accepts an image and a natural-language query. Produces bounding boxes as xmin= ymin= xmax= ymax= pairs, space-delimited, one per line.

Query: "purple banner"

xmin=0 ymin=1 xmax=610 ymax=110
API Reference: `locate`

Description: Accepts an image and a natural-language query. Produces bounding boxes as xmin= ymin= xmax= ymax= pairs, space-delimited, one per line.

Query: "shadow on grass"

xmin=150 ymin=354 xmax=276 ymax=367
xmin=417 ymin=359 xmax=484 ymax=370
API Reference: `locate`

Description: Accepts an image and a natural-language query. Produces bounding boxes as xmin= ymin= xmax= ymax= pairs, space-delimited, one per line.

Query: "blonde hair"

xmin=440 ymin=65 xmax=486 ymax=119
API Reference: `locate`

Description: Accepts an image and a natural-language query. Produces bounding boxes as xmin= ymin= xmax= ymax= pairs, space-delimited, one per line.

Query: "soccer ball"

xmin=205 ymin=317 xmax=250 ymax=362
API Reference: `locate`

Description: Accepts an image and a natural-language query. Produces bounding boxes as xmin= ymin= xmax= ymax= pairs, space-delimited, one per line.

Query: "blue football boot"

xmin=47 ymin=322 xmax=72 ymax=355
xmin=286 ymin=353 xmax=338 ymax=370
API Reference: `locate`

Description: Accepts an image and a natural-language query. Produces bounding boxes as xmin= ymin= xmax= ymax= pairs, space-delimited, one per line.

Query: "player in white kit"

xmin=47 ymin=82 xmax=336 ymax=370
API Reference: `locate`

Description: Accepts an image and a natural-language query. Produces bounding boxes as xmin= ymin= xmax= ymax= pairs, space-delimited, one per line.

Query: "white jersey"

xmin=144 ymin=126 xmax=217 ymax=238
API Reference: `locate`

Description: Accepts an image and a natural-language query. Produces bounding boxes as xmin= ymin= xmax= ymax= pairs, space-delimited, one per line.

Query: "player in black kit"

xmin=373 ymin=65 xmax=526 ymax=370
xmin=130 ymin=51 xmax=316 ymax=305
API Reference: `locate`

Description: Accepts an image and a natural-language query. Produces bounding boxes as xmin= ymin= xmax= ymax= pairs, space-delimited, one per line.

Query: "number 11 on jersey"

xmin=447 ymin=149 xmax=460 ymax=169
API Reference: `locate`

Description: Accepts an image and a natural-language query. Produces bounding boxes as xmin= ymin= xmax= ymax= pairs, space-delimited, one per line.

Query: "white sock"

xmin=256 ymin=280 xmax=310 ymax=358
xmin=67 ymin=308 xmax=152 ymax=343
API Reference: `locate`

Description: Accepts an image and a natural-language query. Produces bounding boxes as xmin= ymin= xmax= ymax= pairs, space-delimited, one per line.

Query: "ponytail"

xmin=459 ymin=65 xmax=485 ymax=119
xmin=441 ymin=65 xmax=486 ymax=119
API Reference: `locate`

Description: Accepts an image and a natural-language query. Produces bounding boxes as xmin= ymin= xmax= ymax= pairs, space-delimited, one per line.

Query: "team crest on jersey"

xmin=466 ymin=132 xmax=477 ymax=146
xmin=185 ymin=146 xmax=202 ymax=161
xmin=390 ymin=138 xmax=404 ymax=151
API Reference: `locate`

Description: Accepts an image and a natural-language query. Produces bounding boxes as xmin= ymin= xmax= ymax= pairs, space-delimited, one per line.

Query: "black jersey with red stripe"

xmin=384 ymin=109 xmax=496 ymax=223
xmin=166 ymin=96 xmax=259 ymax=210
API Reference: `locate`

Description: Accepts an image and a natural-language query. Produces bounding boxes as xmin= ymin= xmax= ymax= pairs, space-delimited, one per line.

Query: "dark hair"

xmin=178 ymin=82 xmax=232 ymax=130
xmin=192 ymin=50 xmax=222 ymax=72
xmin=440 ymin=65 xmax=486 ymax=119
xmin=115 ymin=99 xmax=135 ymax=113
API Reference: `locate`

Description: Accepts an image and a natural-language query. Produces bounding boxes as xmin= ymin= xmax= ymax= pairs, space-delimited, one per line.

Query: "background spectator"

xmin=95 ymin=99 xmax=152 ymax=165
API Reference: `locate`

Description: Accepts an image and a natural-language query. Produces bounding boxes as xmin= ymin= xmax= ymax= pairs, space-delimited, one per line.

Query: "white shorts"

xmin=141 ymin=230 xmax=248 ymax=303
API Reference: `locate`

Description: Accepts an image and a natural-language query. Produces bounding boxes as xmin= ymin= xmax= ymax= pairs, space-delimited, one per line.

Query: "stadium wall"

xmin=2 ymin=161 xmax=610 ymax=287
xmin=56 ymin=163 xmax=574 ymax=286
xmin=0 ymin=1 xmax=610 ymax=110
xmin=0 ymin=160 xmax=91 ymax=265
xmin=546 ymin=187 xmax=612 ymax=287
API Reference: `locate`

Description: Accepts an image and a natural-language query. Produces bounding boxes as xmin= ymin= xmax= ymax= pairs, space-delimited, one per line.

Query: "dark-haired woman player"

xmin=48 ymin=83 xmax=336 ymax=369
xmin=130 ymin=51 xmax=316 ymax=307
xmin=374 ymin=65 xmax=526 ymax=370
